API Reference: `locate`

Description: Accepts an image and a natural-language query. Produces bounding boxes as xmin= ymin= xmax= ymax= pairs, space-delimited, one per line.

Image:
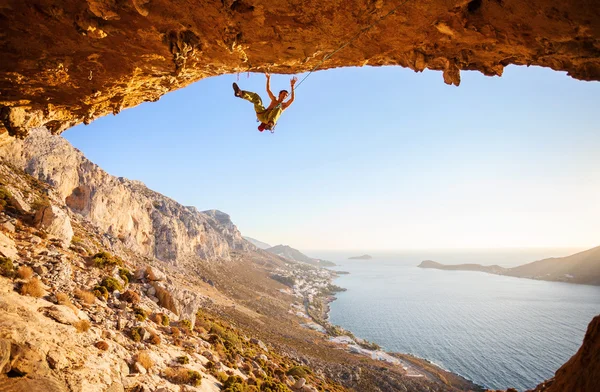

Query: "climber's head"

xmin=278 ymin=90 xmax=289 ymax=101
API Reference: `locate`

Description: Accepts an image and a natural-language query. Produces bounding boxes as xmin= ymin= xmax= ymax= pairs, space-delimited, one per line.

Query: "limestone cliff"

xmin=1 ymin=0 xmax=599 ymax=136
xmin=0 ymin=128 xmax=249 ymax=264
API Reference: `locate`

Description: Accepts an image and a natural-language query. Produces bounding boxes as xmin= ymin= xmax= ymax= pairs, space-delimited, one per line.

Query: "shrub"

xmin=164 ymin=367 xmax=202 ymax=386
xmin=286 ymin=366 xmax=311 ymax=379
xmin=133 ymin=306 xmax=148 ymax=321
xmin=92 ymin=251 xmax=124 ymax=269
xmin=162 ymin=314 xmax=170 ymax=326
xmin=118 ymin=268 xmax=133 ymax=284
xmin=16 ymin=266 xmax=33 ymax=280
xmin=74 ymin=288 xmax=96 ymax=305
xmin=95 ymin=341 xmax=109 ymax=351
xmin=0 ymin=257 xmax=14 ymax=278
xmin=19 ymin=278 xmax=45 ymax=297
xmin=0 ymin=187 xmax=12 ymax=212
xmin=93 ymin=286 xmax=109 ymax=301
xmin=149 ymin=332 xmax=161 ymax=345
xmin=121 ymin=290 xmax=140 ymax=304
xmin=179 ymin=319 xmax=192 ymax=332
xmin=56 ymin=292 xmax=78 ymax=313
xmin=153 ymin=284 xmax=178 ymax=314
xmin=99 ymin=276 xmax=122 ymax=293
xmin=130 ymin=327 xmax=144 ymax=342
xmin=171 ymin=327 xmax=181 ymax=338
xmin=71 ymin=236 xmax=84 ymax=245
xmin=177 ymin=355 xmax=189 ymax=365
xmin=74 ymin=320 xmax=91 ymax=333
xmin=137 ymin=350 xmax=154 ymax=370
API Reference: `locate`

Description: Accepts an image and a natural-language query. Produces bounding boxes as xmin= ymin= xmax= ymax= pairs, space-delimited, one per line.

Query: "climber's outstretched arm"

xmin=265 ymin=73 xmax=276 ymax=101
xmin=282 ymin=77 xmax=297 ymax=110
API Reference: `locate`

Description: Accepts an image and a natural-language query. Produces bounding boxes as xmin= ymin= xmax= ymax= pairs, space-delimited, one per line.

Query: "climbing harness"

xmin=294 ymin=0 xmax=416 ymax=89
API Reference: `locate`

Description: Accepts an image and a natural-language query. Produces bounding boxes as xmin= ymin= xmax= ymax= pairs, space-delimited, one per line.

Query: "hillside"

xmin=266 ymin=245 xmax=336 ymax=267
xmin=243 ymin=237 xmax=271 ymax=250
xmin=418 ymin=247 xmax=600 ymax=286
xmin=0 ymin=128 xmax=482 ymax=392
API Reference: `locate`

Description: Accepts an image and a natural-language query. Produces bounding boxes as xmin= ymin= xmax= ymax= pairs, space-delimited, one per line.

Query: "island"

xmin=417 ymin=245 xmax=600 ymax=286
xmin=349 ymin=254 xmax=373 ymax=260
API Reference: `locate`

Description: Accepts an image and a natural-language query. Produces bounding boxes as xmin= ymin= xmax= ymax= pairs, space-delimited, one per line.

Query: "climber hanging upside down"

xmin=233 ymin=73 xmax=297 ymax=132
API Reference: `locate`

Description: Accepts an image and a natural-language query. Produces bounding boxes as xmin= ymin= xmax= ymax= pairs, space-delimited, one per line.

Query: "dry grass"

xmin=137 ymin=350 xmax=154 ymax=370
xmin=151 ymin=313 xmax=163 ymax=325
xmin=74 ymin=288 xmax=96 ymax=305
xmin=95 ymin=341 xmax=109 ymax=351
xmin=16 ymin=266 xmax=33 ymax=279
xmin=153 ymin=284 xmax=178 ymax=314
xmin=120 ymin=290 xmax=140 ymax=304
xmin=149 ymin=332 xmax=161 ymax=345
xmin=56 ymin=292 xmax=78 ymax=313
xmin=19 ymin=278 xmax=45 ymax=297
xmin=164 ymin=367 xmax=202 ymax=386
xmin=74 ymin=319 xmax=91 ymax=333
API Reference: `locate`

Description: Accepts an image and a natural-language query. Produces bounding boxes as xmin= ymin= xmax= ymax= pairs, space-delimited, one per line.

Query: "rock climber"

xmin=232 ymin=73 xmax=297 ymax=132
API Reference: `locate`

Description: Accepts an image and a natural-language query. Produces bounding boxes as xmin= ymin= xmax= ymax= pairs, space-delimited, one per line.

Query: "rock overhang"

xmin=0 ymin=0 xmax=599 ymax=137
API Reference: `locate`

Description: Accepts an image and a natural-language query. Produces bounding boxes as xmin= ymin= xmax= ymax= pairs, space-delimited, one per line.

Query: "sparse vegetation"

xmin=74 ymin=288 xmax=96 ymax=305
xmin=19 ymin=278 xmax=45 ymax=297
xmin=153 ymin=284 xmax=178 ymax=314
xmin=176 ymin=355 xmax=189 ymax=364
xmin=149 ymin=332 xmax=161 ymax=345
xmin=171 ymin=327 xmax=181 ymax=338
xmin=179 ymin=318 xmax=192 ymax=332
xmin=130 ymin=327 xmax=144 ymax=342
xmin=56 ymin=292 xmax=78 ymax=313
xmin=99 ymin=276 xmax=122 ymax=293
xmin=137 ymin=350 xmax=154 ymax=370
xmin=16 ymin=266 xmax=33 ymax=279
xmin=95 ymin=341 xmax=109 ymax=351
xmin=93 ymin=285 xmax=109 ymax=301
xmin=74 ymin=319 xmax=91 ymax=333
xmin=0 ymin=257 xmax=14 ymax=277
xmin=286 ymin=365 xmax=311 ymax=379
xmin=163 ymin=367 xmax=202 ymax=387
xmin=92 ymin=251 xmax=124 ymax=269
xmin=0 ymin=187 xmax=12 ymax=212
xmin=120 ymin=290 xmax=140 ymax=304
xmin=118 ymin=267 xmax=133 ymax=284
xmin=133 ymin=306 xmax=148 ymax=321
xmin=71 ymin=235 xmax=83 ymax=245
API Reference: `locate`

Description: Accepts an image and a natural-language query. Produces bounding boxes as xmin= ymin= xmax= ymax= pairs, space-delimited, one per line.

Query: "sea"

xmin=310 ymin=249 xmax=600 ymax=391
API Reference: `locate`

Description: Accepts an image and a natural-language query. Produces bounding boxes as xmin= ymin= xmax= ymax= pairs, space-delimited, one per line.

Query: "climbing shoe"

xmin=258 ymin=123 xmax=266 ymax=132
xmin=232 ymin=83 xmax=242 ymax=97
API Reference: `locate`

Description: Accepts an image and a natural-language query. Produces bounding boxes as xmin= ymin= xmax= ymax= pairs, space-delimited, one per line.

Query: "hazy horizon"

xmin=64 ymin=65 xmax=600 ymax=251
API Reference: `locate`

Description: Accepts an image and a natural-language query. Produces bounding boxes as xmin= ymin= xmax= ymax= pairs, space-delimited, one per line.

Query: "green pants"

xmin=240 ymin=91 xmax=283 ymax=125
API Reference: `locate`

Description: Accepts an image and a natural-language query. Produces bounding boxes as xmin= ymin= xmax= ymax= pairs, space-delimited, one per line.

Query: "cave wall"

xmin=0 ymin=0 xmax=599 ymax=136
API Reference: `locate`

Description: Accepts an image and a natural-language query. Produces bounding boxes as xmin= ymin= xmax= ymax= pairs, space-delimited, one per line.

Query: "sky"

xmin=63 ymin=65 xmax=600 ymax=251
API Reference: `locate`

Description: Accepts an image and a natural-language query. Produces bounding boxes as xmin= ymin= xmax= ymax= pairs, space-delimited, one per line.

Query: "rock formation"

xmin=0 ymin=128 xmax=249 ymax=264
xmin=1 ymin=0 xmax=599 ymax=137
xmin=527 ymin=315 xmax=600 ymax=392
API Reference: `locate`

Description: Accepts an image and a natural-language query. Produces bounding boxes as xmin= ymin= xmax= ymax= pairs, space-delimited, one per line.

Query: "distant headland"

xmin=349 ymin=254 xmax=373 ymax=260
xmin=418 ymin=245 xmax=600 ymax=286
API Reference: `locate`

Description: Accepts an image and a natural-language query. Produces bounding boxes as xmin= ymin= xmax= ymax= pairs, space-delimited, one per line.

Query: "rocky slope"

xmin=0 ymin=128 xmax=249 ymax=265
xmin=418 ymin=246 xmax=600 ymax=285
xmin=1 ymin=0 xmax=599 ymax=136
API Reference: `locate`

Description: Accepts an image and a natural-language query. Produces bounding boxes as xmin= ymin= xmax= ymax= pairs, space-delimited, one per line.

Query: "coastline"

xmin=294 ymin=265 xmax=485 ymax=391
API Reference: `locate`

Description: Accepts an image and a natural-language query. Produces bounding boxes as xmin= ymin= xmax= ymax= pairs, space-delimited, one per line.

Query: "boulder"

xmin=34 ymin=206 xmax=73 ymax=248
xmin=0 ymin=231 xmax=18 ymax=260
xmin=42 ymin=305 xmax=81 ymax=325
xmin=294 ymin=377 xmax=306 ymax=389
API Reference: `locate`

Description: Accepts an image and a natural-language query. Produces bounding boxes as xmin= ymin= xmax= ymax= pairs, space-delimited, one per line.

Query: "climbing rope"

xmin=294 ymin=0 xmax=416 ymax=89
